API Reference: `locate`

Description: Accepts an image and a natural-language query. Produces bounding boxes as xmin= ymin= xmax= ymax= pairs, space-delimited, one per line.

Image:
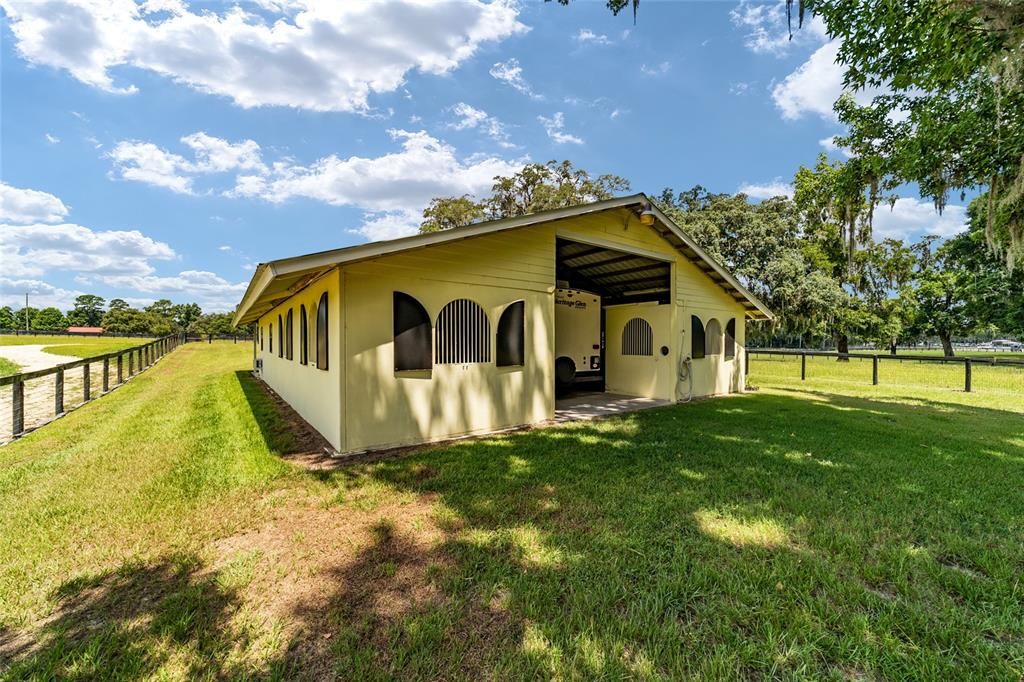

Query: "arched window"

xmin=706 ymin=318 xmax=723 ymax=355
xmin=621 ymin=317 xmax=653 ymax=356
xmin=299 ymin=305 xmax=308 ymax=365
xmin=725 ymin=318 xmax=736 ymax=359
xmin=277 ymin=314 xmax=284 ymax=358
xmin=316 ymin=293 xmax=329 ymax=370
xmin=394 ymin=292 xmax=431 ymax=371
xmin=496 ymin=300 xmax=525 ymax=367
xmin=269 ymin=323 xmax=273 ymax=353
xmin=285 ymin=309 xmax=294 ymax=360
xmin=436 ymin=299 xmax=490 ymax=364
xmin=690 ymin=315 xmax=705 ymax=359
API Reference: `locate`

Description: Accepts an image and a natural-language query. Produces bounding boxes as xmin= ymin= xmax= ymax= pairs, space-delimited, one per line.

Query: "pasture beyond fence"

xmin=0 ymin=334 xmax=182 ymax=444
xmin=747 ymin=348 xmax=1024 ymax=394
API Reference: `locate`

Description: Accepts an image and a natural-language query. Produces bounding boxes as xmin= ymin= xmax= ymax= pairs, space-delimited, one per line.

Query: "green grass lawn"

xmin=0 ymin=334 xmax=154 ymax=359
xmin=0 ymin=358 xmax=21 ymax=378
xmin=0 ymin=343 xmax=1021 ymax=680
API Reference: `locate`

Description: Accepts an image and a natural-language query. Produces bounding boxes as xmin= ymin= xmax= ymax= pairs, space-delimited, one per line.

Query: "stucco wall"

xmin=604 ymin=302 xmax=676 ymax=400
xmin=550 ymin=211 xmax=748 ymax=399
xmin=339 ymin=227 xmax=555 ymax=453
xmin=256 ymin=269 xmax=343 ymax=450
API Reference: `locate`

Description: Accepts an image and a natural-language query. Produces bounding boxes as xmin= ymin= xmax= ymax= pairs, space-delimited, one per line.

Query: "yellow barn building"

xmin=233 ymin=194 xmax=772 ymax=454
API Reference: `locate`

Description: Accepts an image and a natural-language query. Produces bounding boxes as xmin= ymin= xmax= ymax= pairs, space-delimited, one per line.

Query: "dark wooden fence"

xmin=745 ymin=348 xmax=1024 ymax=393
xmin=0 ymin=334 xmax=182 ymax=443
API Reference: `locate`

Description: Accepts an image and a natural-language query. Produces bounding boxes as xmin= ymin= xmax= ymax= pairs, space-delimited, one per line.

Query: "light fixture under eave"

xmin=639 ymin=203 xmax=656 ymax=226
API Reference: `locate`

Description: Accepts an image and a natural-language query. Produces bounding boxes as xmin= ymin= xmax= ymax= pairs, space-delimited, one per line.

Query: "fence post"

xmin=800 ymin=352 xmax=806 ymax=381
xmin=964 ymin=358 xmax=972 ymax=392
xmin=744 ymin=348 xmax=749 ymax=376
xmin=83 ymin=363 xmax=91 ymax=402
xmin=128 ymin=351 xmax=134 ymax=377
xmin=872 ymin=355 xmax=879 ymax=385
xmin=103 ymin=357 xmax=110 ymax=392
xmin=117 ymin=354 xmax=124 ymax=383
xmin=12 ymin=378 xmax=24 ymax=436
xmin=55 ymin=368 xmax=64 ymax=415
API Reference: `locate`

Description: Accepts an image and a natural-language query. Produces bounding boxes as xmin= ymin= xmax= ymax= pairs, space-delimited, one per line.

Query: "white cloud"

xmin=109 ymin=132 xmax=266 ymax=193
xmin=771 ymin=39 xmax=883 ymax=120
xmin=107 ymin=128 xmax=523 ymax=241
xmin=730 ymin=81 xmax=751 ymax=95
xmin=181 ymin=132 xmax=265 ymax=173
xmin=640 ymin=61 xmax=671 ymax=77
xmin=730 ymin=0 xmax=828 ymax=57
xmin=0 ymin=276 xmax=80 ymax=311
xmin=873 ymin=198 xmax=968 ymax=241
xmin=45 ymin=133 xmax=60 ymax=144
xmin=738 ymin=179 xmax=794 ymax=199
xmin=574 ymin=28 xmax=611 ymax=45
xmin=0 ymin=0 xmax=527 ymax=112
xmin=449 ymin=102 xmax=489 ymax=130
xmin=108 ymin=140 xmax=195 ymax=194
xmin=218 ymin=245 xmax=232 ymax=251
xmin=448 ymin=102 xmax=515 ymax=148
xmin=490 ymin=57 xmax=542 ymax=99
xmin=94 ymin=270 xmax=248 ymax=312
xmin=537 ymin=112 xmax=583 ymax=145
xmin=0 ymin=222 xmax=176 ymax=277
xmin=230 ymin=129 xmax=523 ymax=239
xmin=351 ymin=209 xmax=424 ymax=241
xmin=771 ymin=40 xmax=843 ymax=119
xmin=0 ymin=184 xmax=248 ymax=312
xmin=609 ymin=108 xmax=625 ymax=120
xmin=0 ymin=183 xmax=70 ymax=224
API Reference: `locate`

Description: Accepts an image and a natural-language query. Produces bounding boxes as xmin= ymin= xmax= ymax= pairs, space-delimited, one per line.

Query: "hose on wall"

xmin=676 ymin=334 xmax=693 ymax=403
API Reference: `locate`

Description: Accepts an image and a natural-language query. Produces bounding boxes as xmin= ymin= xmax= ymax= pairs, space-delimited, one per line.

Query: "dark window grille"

xmin=725 ymin=318 xmax=736 ymax=359
xmin=259 ymin=325 xmax=263 ymax=351
xmin=496 ymin=300 xmax=525 ymax=367
xmin=299 ymin=305 xmax=308 ymax=365
xmin=622 ymin=317 xmax=653 ymax=356
xmin=435 ymin=299 xmax=490 ymax=364
xmin=277 ymin=314 xmax=283 ymax=357
xmin=285 ymin=309 xmax=294 ymax=360
xmin=269 ymin=323 xmax=273 ymax=353
xmin=394 ymin=292 xmax=432 ymax=371
xmin=691 ymin=315 xmax=706 ymax=359
xmin=316 ymin=293 xmax=329 ymax=370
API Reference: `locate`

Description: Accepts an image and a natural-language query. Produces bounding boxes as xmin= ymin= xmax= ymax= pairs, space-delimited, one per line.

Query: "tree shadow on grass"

xmin=233 ymin=370 xmax=334 ymax=467
xmin=323 ymin=389 xmax=1024 ymax=679
xmin=278 ymin=518 xmax=529 ymax=681
xmin=0 ymin=554 xmax=290 ymax=681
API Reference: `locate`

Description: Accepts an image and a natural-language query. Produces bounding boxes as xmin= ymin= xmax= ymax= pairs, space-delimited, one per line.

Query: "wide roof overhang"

xmin=232 ymin=193 xmax=774 ymax=326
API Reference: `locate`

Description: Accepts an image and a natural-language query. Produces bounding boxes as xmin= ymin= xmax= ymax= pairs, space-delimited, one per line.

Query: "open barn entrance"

xmin=554 ymin=238 xmax=672 ymax=400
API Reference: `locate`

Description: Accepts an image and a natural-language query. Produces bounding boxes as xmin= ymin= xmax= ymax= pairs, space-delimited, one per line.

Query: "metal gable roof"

xmin=232 ymin=193 xmax=774 ymax=326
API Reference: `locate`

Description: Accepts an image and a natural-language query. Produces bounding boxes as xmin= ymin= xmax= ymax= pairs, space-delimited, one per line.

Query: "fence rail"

xmin=745 ymin=348 xmax=1024 ymax=393
xmin=0 ymin=334 xmax=182 ymax=443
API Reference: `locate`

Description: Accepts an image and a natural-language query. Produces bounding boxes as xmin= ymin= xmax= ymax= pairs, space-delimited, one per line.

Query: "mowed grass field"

xmin=0 ymin=358 xmax=19 ymax=378
xmin=1 ymin=343 xmax=1022 ymax=680
xmin=750 ymin=352 xmax=1024 ymax=396
xmin=0 ymin=334 xmax=154 ymax=359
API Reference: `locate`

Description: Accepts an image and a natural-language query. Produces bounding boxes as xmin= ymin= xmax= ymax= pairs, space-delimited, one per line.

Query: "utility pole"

xmin=24 ymin=293 xmax=29 ymax=332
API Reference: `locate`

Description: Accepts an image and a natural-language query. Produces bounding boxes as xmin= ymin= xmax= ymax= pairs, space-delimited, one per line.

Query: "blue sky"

xmin=0 ymin=0 xmax=968 ymax=313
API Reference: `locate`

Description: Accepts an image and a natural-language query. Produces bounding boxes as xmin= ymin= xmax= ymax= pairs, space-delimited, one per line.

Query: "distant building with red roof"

xmin=66 ymin=326 xmax=104 ymax=335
